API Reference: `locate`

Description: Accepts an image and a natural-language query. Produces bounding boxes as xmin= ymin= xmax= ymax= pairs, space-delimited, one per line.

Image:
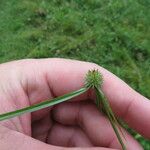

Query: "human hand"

xmin=0 ymin=58 xmax=149 ymax=150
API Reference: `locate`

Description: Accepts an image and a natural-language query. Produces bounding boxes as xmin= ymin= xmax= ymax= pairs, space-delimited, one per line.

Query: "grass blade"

xmin=95 ymin=87 xmax=126 ymax=150
xmin=0 ymin=87 xmax=87 ymax=121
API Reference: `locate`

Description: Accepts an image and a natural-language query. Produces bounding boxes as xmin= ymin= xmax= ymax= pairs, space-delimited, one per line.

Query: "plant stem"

xmin=95 ymin=87 xmax=126 ymax=150
xmin=0 ymin=87 xmax=87 ymax=121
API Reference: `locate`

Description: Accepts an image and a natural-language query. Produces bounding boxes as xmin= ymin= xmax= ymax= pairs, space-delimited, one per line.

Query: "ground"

xmin=0 ymin=0 xmax=150 ymax=149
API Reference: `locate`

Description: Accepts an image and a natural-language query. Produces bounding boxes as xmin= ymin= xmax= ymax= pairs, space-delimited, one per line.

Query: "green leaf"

xmin=85 ymin=69 xmax=126 ymax=150
xmin=95 ymin=87 xmax=126 ymax=150
xmin=0 ymin=87 xmax=87 ymax=121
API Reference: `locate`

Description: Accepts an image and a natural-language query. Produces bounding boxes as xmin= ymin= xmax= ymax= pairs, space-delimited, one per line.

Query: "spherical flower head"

xmin=85 ymin=69 xmax=103 ymax=89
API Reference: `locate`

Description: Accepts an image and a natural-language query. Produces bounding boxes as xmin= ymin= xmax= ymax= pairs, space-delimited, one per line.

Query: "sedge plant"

xmin=0 ymin=69 xmax=126 ymax=150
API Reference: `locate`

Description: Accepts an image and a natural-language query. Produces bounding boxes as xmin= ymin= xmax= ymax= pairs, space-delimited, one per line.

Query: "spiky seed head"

xmin=85 ymin=69 xmax=103 ymax=88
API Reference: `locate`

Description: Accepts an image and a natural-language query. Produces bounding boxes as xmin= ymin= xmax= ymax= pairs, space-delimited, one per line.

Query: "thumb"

xmin=0 ymin=126 xmax=116 ymax=150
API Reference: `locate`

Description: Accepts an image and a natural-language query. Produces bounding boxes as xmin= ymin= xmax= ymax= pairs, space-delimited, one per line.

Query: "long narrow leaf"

xmin=0 ymin=87 xmax=87 ymax=121
xmin=96 ymin=88 xmax=125 ymax=138
xmin=95 ymin=87 xmax=126 ymax=150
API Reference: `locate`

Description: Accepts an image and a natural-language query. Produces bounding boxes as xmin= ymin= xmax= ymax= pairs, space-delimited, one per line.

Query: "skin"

xmin=0 ymin=58 xmax=149 ymax=150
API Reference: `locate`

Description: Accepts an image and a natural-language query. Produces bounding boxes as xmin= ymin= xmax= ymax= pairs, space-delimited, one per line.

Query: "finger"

xmin=32 ymin=114 xmax=53 ymax=142
xmin=47 ymin=123 xmax=93 ymax=147
xmin=0 ymin=126 xmax=116 ymax=150
xmin=2 ymin=58 xmax=150 ymax=137
xmin=52 ymin=102 xmax=143 ymax=150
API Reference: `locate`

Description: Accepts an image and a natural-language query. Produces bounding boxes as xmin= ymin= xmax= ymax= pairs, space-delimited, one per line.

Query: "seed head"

xmin=85 ymin=69 xmax=103 ymax=88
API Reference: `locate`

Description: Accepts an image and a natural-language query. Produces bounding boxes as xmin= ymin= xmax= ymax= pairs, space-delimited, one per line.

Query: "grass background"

xmin=0 ymin=0 xmax=150 ymax=149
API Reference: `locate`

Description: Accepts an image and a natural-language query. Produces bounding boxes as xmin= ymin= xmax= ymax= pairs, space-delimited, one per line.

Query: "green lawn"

xmin=0 ymin=0 xmax=150 ymax=149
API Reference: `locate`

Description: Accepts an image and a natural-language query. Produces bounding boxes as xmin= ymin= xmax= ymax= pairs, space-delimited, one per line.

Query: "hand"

xmin=0 ymin=58 xmax=148 ymax=150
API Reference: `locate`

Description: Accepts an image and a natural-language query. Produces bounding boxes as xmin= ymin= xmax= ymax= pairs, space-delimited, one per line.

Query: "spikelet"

xmin=85 ymin=69 xmax=103 ymax=89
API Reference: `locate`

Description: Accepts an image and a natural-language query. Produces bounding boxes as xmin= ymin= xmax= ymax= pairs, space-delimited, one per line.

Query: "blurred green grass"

xmin=0 ymin=0 xmax=150 ymax=149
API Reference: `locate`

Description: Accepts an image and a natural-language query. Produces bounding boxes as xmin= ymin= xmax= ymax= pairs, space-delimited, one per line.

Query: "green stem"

xmin=0 ymin=87 xmax=87 ymax=121
xmin=95 ymin=87 xmax=126 ymax=150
